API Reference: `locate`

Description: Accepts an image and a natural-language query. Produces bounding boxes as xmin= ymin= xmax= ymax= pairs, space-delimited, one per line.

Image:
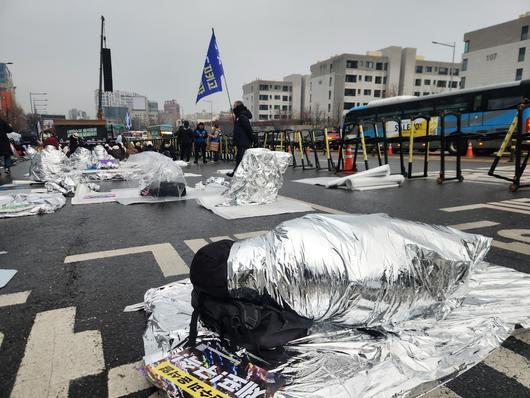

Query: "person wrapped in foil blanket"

xmin=227 ymin=213 xmax=491 ymax=326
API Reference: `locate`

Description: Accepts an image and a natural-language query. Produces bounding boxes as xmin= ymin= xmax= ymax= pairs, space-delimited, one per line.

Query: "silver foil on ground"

xmin=142 ymin=264 xmax=530 ymax=398
xmin=69 ymin=147 xmax=93 ymax=170
xmin=29 ymin=146 xmax=77 ymax=194
xmin=0 ymin=192 xmax=66 ymax=218
xmin=223 ymin=148 xmax=291 ymax=205
xmin=228 ymin=213 xmax=491 ymax=326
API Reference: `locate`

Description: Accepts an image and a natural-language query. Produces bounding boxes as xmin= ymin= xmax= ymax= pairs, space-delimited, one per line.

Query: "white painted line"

xmin=497 ymin=229 xmax=530 ymax=243
xmin=441 ymin=203 xmax=487 ymax=212
xmin=0 ymin=331 xmax=3 ymax=349
xmin=184 ymin=239 xmax=209 ymax=254
xmin=64 ymin=243 xmax=187 ymax=277
xmin=233 ymin=231 xmax=268 ymax=239
xmin=284 ymin=196 xmax=348 ymax=215
xmin=489 ymin=202 xmax=530 ymax=211
xmin=11 ymin=307 xmax=104 ymax=397
xmin=492 ymin=240 xmax=530 ymax=256
xmin=513 ymin=329 xmax=530 ymax=345
xmin=108 ymin=360 xmax=152 ymax=398
xmin=0 ymin=251 xmax=7 ymax=255
xmin=423 ymin=385 xmax=463 ymax=398
xmin=0 ymin=290 xmax=30 ymax=308
xmin=449 ymin=220 xmax=500 ymax=231
xmin=210 ymin=236 xmax=233 ymax=242
xmin=483 ymin=346 xmax=530 ymax=388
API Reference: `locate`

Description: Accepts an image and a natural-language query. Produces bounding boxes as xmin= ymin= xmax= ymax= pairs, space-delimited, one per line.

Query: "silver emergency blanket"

xmin=126 ymin=152 xmax=187 ymax=197
xmin=91 ymin=145 xmax=118 ymax=169
xmin=0 ymin=192 xmax=66 ymax=218
xmin=29 ymin=146 xmax=77 ymax=194
xmin=142 ymin=244 xmax=530 ymax=397
xmin=223 ymin=148 xmax=291 ymax=205
xmin=228 ymin=214 xmax=491 ymax=326
xmin=69 ymin=147 xmax=93 ymax=170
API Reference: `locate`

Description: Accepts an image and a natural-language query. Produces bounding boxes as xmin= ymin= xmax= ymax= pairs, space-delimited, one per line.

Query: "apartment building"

xmin=460 ymin=12 xmax=530 ymax=88
xmin=242 ymin=79 xmax=294 ymax=121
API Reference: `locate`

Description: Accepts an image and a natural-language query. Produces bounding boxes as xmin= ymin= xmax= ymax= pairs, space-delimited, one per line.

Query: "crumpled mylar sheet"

xmin=0 ymin=192 xmax=66 ymax=218
xmin=141 ymin=214 xmax=530 ymax=397
xmin=29 ymin=146 xmax=78 ymax=195
xmin=223 ymin=148 xmax=291 ymax=205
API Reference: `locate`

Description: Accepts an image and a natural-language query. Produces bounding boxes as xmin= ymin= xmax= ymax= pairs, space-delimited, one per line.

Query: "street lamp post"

xmin=432 ymin=41 xmax=456 ymax=92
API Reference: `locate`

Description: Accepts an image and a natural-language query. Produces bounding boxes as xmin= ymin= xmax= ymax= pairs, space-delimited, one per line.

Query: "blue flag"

xmin=196 ymin=31 xmax=224 ymax=103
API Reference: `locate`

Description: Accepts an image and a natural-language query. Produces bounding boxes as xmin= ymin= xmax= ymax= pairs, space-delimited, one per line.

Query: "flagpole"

xmin=212 ymin=28 xmax=233 ymax=112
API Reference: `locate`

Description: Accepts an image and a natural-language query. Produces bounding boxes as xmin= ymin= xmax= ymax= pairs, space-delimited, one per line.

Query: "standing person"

xmin=194 ymin=122 xmax=208 ymax=164
xmin=208 ymin=121 xmax=221 ymax=162
xmin=176 ymin=120 xmax=194 ymax=162
xmin=0 ymin=118 xmax=13 ymax=175
xmin=228 ymin=100 xmax=254 ymax=177
xmin=67 ymin=133 xmax=80 ymax=156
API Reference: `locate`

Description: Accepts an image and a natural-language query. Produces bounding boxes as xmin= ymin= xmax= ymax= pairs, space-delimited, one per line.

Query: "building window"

xmin=516 ymin=68 xmax=523 ymax=81
xmin=346 ymin=60 xmax=358 ymax=68
xmin=282 ymin=85 xmax=289 ymax=91
xmin=365 ymin=61 xmax=373 ymax=68
xmin=376 ymin=62 xmax=383 ymax=70
xmin=259 ymin=84 xmax=268 ymax=90
xmin=414 ymin=92 xmax=420 ymax=97
xmin=365 ymin=75 xmax=372 ymax=82
xmin=274 ymin=115 xmax=280 ymax=120
xmin=358 ymin=89 xmax=361 ymax=94
xmin=375 ymin=76 xmax=382 ymax=84
xmin=416 ymin=65 xmax=423 ymax=73
xmin=384 ymin=63 xmax=388 ymax=70
xmin=464 ymin=40 xmax=470 ymax=53
xmin=259 ymin=105 xmax=268 ymax=110
xmin=453 ymin=68 xmax=459 ymax=76
xmin=330 ymin=63 xmax=333 ymax=72
xmin=460 ymin=77 xmax=466 ymax=89
xmin=282 ymin=95 xmax=288 ymax=101
xmin=450 ymin=81 xmax=458 ymax=88
xmin=522 ymin=25 xmax=529 ymax=41
xmin=270 ymin=95 xmax=273 ymax=99
xmin=259 ymin=95 xmax=268 ymax=100
xmin=518 ymin=47 xmax=526 ymax=62
xmin=425 ymin=66 xmax=432 ymax=73
xmin=345 ymin=74 xmax=357 ymax=82
xmin=274 ymin=95 xmax=280 ymax=100
xmin=415 ymin=79 xmax=421 ymax=86
xmin=374 ymin=90 xmax=381 ymax=97
xmin=423 ymin=92 xmax=430 ymax=96
xmin=439 ymin=67 xmax=448 ymax=75
xmin=328 ymin=90 xmax=332 ymax=100
xmin=288 ymin=105 xmax=292 ymax=110
xmin=259 ymin=115 xmax=268 ymax=120
xmin=328 ymin=104 xmax=331 ymax=112
xmin=274 ymin=85 xmax=281 ymax=90
xmin=437 ymin=80 xmax=447 ymax=88
xmin=344 ymin=88 xmax=356 ymax=96
xmin=364 ymin=89 xmax=371 ymax=95
xmin=344 ymin=102 xmax=355 ymax=110
xmin=424 ymin=79 xmax=431 ymax=85
xmin=383 ymin=77 xmax=387 ymax=84
xmin=382 ymin=90 xmax=386 ymax=97
xmin=289 ymin=96 xmax=292 ymax=101
xmin=282 ymin=105 xmax=288 ymax=111
xmin=329 ymin=77 xmax=333 ymax=86
xmin=462 ymin=58 xmax=468 ymax=71
xmin=274 ymin=105 xmax=280 ymax=110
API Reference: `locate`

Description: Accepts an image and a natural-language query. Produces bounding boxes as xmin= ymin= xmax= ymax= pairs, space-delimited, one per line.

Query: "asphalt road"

xmin=0 ymin=153 xmax=529 ymax=398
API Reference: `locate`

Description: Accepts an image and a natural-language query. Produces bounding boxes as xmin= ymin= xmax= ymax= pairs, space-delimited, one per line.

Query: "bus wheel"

xmin=510 ymin=183 xmax=519 ymax=192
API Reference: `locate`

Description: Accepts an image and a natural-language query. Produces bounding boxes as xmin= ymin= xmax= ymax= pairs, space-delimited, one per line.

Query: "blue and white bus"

xmin=342 ymin=80 xmax=530 ymax=155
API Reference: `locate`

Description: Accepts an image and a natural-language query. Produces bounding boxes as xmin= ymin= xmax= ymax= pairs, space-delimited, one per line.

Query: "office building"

xmin=308 ymin=46 xmax=461 ymax=122
xmin=163 ymin=100 xmax=181 ymax=122
xmin=67 ymin=109 xmax=89 ymax=120
xmin=460 ymin=12 xmax=530 ymax=88
xmin=242 ymin=79 xmax=294 ymax=121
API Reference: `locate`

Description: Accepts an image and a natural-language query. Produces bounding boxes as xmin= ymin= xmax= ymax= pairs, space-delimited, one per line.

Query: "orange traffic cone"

xmin=466 ymin=141 xmax=474 ymax=158
xmin=387 ymin=143 xmax=393 ymax=156
xmin=344 ymin=145 xmax=354 ymax=171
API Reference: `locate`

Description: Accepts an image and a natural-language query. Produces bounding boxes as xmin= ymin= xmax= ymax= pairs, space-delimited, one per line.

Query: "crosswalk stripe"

xmin=107 ymin=360 xmax=152 ymax=398
xmin=184 ymin=239 xmax=209 ymax=254
xmin=491 ymin=240 xmax=530 ymax=256
xmin=210 ymin=236 xmax=232 ymax=242
xmin=0 ymin=290 xmax=30 ymax=308
xmin=64 ymin=243 xmax=187 ymax=277
xmin=233 ymin=231 xmax=268 ymax=239
xmin=422 ymin=385 xmax=463 ymax=398
xmin=482 ymin=346 xmax=530 ymax=388
xmin=0 ymin=331 xmax=3 ymax=349
xmin=513 ymin=329 xmax=530 ymax=345
xmin=449 ymin=220 xmax=499 ymax=231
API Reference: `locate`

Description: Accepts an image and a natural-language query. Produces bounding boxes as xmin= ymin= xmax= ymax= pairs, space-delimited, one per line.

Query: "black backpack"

xmin=188 ymin=240 xmax=313 ymax=354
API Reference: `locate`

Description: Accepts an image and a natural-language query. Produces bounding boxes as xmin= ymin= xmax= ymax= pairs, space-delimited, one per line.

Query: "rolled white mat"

xmin=325 ymin=164 xmax=390 ymax=188
xmin=344 ymin=174 xmax=405 ymax=190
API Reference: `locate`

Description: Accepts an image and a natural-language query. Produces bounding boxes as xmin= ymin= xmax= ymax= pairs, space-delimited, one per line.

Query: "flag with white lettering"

xmin=196 ymin=31 xmax=224 ymax=103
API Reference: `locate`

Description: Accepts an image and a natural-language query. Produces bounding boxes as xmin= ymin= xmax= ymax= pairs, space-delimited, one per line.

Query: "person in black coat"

xmin=176 ymin=120 xmax=194 ymax=162
xmin=228 ymin=101 xmax=254 ymax=177
xmin=0 ymin=118 xmax=13 ymax=175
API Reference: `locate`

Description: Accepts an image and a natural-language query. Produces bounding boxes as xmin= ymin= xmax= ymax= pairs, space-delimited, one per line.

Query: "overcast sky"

xmin=1 ymin=0 xmax=529 ymax=117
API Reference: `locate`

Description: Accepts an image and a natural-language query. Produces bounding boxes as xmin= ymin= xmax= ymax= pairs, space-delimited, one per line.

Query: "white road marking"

xmin=233 ymin=231 xmax=268 ymax=239
xmin=423 ymin=385 xmax=463 ymax=398
xmin=64 ymin=243 xmax=187 ymax=277
xmin=10 ymin=307 xmax=104 ymax=397
xmin=491 ymin=240 xmax=530 ymax=256
xmin=0 ymin=251 xmax=7 ymax=255
xmin=442 ymin=200 xmax=530 ymax=215
xmin=441 ymin=203 xmax=488 ymax=212
xmin=284 ymin=196 xmax=348 ymax=215
xmin=449 ymin=220 xmax=499 ymax=231
xmin=0 ymin=290 xmax=30 ymax=308
xmin=107 ymin=360 xmax=152 ymax=398
xmin=184 ymin=239 xmax=208 ymax=254
xmin=482 ymin=346 xmax=530 ymax=388
xmin=513 ymin=329 xmax=530 ymax=344
xmin=498 ymin=229 xmax=530 ymax=243
xmin=0 ymin=331 xmax=3 ymax=349
xmin=210 ymin=235 xmax=232 ymax=242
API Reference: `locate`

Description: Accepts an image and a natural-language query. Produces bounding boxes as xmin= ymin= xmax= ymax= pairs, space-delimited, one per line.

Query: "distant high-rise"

xmin=68 ymin=108 xmax=88 ymax=120
xmin=163 ymin=100 xmax=181 ymax=122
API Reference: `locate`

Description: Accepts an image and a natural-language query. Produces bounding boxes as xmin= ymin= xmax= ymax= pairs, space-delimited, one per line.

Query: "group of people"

xmin=175 ymin=120 xmax=222 ymax=163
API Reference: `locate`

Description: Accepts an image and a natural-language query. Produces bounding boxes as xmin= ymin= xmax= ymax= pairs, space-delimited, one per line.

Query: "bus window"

xmin=487 ymin=96 xmax=521 ymax=111
xmin=473 ymin=95 xmax=482 ymax=111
